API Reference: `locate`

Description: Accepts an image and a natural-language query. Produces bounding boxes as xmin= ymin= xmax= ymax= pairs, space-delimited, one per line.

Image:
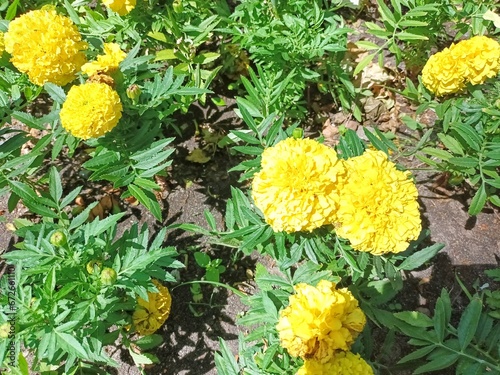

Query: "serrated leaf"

xmin=395 ymin=311 xmax=434 ymax=328
xmin=134 ymin=334 xmax=163 ymax=350
xmin=398 ymin=345 xmax=435 ymax=364
xmin=414 ymin=353 xmax=459 ymax=374
xmin=354 ymin=53 xmax=375 ymax=76
xmin=398 ymin=243 xmax=444 ymax=270
xmin=128 ymin=184 xmax=162 ymax=221
xmin=55 ymin=331 xmax=87 ymax=358
xmin=49 ymin=167 xmax=63 ymax=203
xmin=457 ymin=297 xmax=482 ymax=349
xmin=44 ymin=83 xmax=66 ymax=104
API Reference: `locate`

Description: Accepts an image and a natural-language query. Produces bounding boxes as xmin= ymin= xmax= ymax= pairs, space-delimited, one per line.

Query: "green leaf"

xmin=397 ymin=32 xmax=429 ymax=41
xmin=395 ymin=311 xmax=434 ymax=328
xmin=44 ymin=83 xmax=66 ymax=105
xmin=6 ymin=0 xmax=20 ymax=20
xmin=448 ymin=157 xmax=478 ymax=168
xmin=55 ymin=331 xmax=87 ymax=358
xmin=437 ymin=133 xmax=464 ymax=156
xmin=398 ymin=345 xmax=435 ymax=364
xmin=457 ymin=297 xmax=482 ymax=350
xmin=128 ymin=184 xmax=162 ymax=221
xmin=468 ymin=183 xmax=487 ymax=216
xmin=204 ymin=209 xmax=217 ymax=231
xmin=194 ymin=252 xmax=211 ymax=267
xmin=215 ymin=338 xmax=240 ymax=375
xmin=398 ymin=243 xmax=444 ymax=270
xmin=434 ymin=289 xmax=451 ymax=342
xmin=134 ymin=334 xmax=163 ymax=351
xmin=452 ymin=123 xmax=482 ymax=152
xmin=414 ymin=353 xmax=459 ymax=374
xmin=8 ymin=180 xmax=38 ymax=201
xmin=49 ymin=167 xmax=63 ymax=203
xmin=353 ymin=53 xmax=375 ymax=76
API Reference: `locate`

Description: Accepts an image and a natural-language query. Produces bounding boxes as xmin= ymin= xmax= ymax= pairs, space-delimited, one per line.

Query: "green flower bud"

xmin=86 ymin=260 xmax=103 ymax=275
xmin=0 ymin=322 xmax=10 ymax=339
xmin=126 ymin=84 xmax=141 ymax=104
xmin=173 ymin=0 xmax=183 ymax=13
xmin=100 ymin=267 xmax=117 ymax=285
xmin=292 ymin=128 xmax=304 ymax=139
xmin=448 ymin=174 xmax=464 ymax=186
xmin=50 ymin=231 xmax=67 ymax=247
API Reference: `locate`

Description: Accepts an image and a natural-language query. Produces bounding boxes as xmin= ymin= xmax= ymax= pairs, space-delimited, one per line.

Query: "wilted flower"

xmin=454 ymin=35 xmax=500 ymax=85
xmin=102 ymin=0 xmax=136 ymax=16
xmin=60 ymin=82 xmax=123 ymax=139
xmin=133 ymin=280 xmax=172 ymax=336
xmin=4 ymin=9 xmax=87 ymax=86
xmin=421 ymin=47 xmax=466 ymax=96
xmin=297 ymin=351 xmax=374 ymax=375
xmin=252 ymin=138 xmax=345 ymax=233
xmin=276 ymin=280 xmax=366 ymax=362
xmin=81 ymin=42 xmax=127 ymax=76
xmin=335 ymin=149 xmax=421 ymax=255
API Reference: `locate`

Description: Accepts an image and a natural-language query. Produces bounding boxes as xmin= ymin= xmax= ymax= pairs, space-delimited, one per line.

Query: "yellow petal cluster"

xmin=81 ymin=43 xmax=127 ymax=77
xmin=102 ymin=0 xmax=136 ymax=16
xmin=0 ymin=32 xmax=4 ymax=55
xmin=455 ymin=36 xmax=500 ymax=85
xmin=276 ymin=280 xmax=366 ymax=362
xmin=132 ymin=280 xmax=172 ymax=336
xmin=297 ymin=351 xmax=374 ymax=375
xmin=422 ymin=36 xmax=500 ymax=96
xmin=4 ymin=9 xmax=87 ymax=86
xmin=60 ymin=82 xmax=123 ymax=139
xmin=335 ymin=149 xmax=421 ymax=255
xmin=251 ymin=138 xmax=345 ymax=233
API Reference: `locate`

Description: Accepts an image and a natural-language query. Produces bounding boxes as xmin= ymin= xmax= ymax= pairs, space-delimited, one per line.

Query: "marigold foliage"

xmin=276 ymin=280 xmax=366 ymax=362
xmin=335 ymin=149 xmax=421 ymax=255
xmin=4 ymin=9 xmax=87 ymax=86
xmin=102 ymin=0 xmax=136 ymax=16
xmin=297 ymin=351 xmax=374 ymax=375
xmin=132 ymin=280 xmax=172 ymax=336
xmin=422 ymin=36 xmax=500 ymax=96
xmin=60 ymin=82 xmax=123 ymax=139
xmin=252 ymin=138 xmax=345 ymax=233
xmin=81 ymin=42 xmax=127 ymax=77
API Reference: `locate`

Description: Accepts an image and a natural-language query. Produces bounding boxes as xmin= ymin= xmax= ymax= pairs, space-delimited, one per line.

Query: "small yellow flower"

xmin=252 ymin=138 xmax=345 ymax=233
xmin=4 ymin=9 xmax=87 ymax=86
xmin=335 ymin=149 xmax=421 ymax=255
xmin=276 ymin=280 xmax=366 ymax=362
xmin=454 ymin=35 xmax=500 ymax=85
xmin=297 ymin=351 xmax=374 ymax=375
xmin=421 ymin=47 xmax=465 ymax=96
xmin=102 ymin=0 xmax=136 ymax=16
xmin=60 ymin=82 xmax=123 ymax=139
xmin=81 ymin=43 xmax=127 ymax=77
xmin=132 ymin=280 xmax=172 ymax=336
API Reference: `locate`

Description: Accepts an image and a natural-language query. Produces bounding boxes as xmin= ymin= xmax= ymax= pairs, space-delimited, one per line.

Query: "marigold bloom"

xmin=276 ymin=280 xmax=366 ymax=362
xmin=132 ymin=280 xmax=172 ymax=336
xmin=297 ymin=351 xmax=374 ymax=375
xmin=454 ymin=36 xmax=500 ymax=85
xmin=252 ymin=138 xmax=345 ymax=233
xmin=335 ymin=149 xmax=421 ymax=255
xmin=421 ymin=47 xmax=465 ymax=96
xmin=60 ymin=82 xmax=123 ymax=139
xmin=4 ymin=9 xmax=87 ymax=86
xmin=81 ymin=42 xmax=127 ymax=76
xmin=102 ymin=0 xmax=136 ymax=16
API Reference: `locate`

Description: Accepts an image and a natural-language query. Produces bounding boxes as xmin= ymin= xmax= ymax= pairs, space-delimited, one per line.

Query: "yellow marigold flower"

xmin=4 ymin=9 xmax=87 ymax=86
xmin=453 ymin=36 xmax=500 ymax=85
xmin=335 ymin=149 xmax=421 ymax=255
xmin=252 ymin=138 xmax=345 ymax=233
xmin=132 ymin=280 xmax=172 ymax=336
xmin=81 ymin=42 xmax=127 ymax=76
xmin=421 ymin=47 xmax=465 ymax=96
xmin=60 ymin=82 xmax=123 ymax=139
xmin=276 ymin=280 xmax=366 ymax=362
xmin=297 ymin=351 xmax=374 ymax=375
xmin=102 ymin=0 xmax=136 ymax=16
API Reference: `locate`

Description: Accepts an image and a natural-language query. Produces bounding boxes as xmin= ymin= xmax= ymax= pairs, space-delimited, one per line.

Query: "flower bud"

xmin=126 ymin=84 xmax=141 ymax=104
xmin=292 ymin=128 xmax=304 ymax=139
xmin=86 ymin=260 xmax=103 ymax=274
xmin=173 ymin=0 xmax=183 ymax=13
xmin=0 ymin=322 xmax=10 ymax=339
xmin=50 ymin=231 xmax=67 ymax=247
xmin=100 ymin=267 xmax=117 ymax=285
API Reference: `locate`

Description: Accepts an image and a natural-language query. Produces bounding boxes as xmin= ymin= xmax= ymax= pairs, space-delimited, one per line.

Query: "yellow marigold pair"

xmin=277 ymin=280 xmax=373 ymax=374
xmin=251 ymin=138 xmax=421 ymax=255
xmin=132 ymin=279 xmax=172 ymax=336
xmin=422 ymin=36 xmax=500 ymax=96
